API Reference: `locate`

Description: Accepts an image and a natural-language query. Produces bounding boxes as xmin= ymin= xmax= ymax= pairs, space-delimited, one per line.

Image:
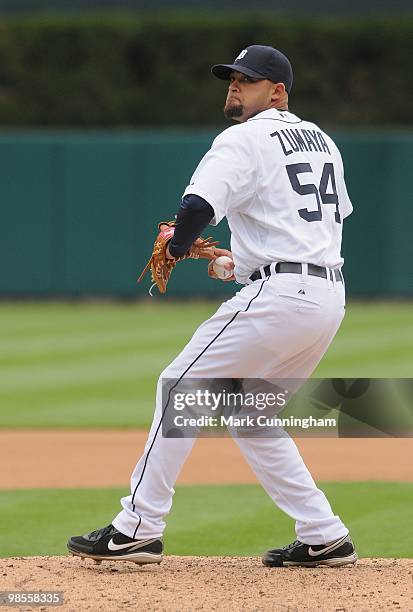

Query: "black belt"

xmin=249 ymin=262 xmax=343 ymax=283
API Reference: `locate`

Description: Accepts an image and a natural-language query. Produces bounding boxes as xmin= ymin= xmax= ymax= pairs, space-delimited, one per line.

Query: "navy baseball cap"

xmin=211 ymin=45 xmax=293 ymax=93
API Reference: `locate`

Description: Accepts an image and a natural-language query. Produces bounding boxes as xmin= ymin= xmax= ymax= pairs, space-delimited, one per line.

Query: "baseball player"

xmin=68 ymin=45 xmax=357 ymax=568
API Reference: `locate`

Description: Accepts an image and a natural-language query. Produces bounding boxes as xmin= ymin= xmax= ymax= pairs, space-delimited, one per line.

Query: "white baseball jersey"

xmin=183 ymin=108 xmax=353 ymax=284
xmin=114 ymin=108 xmax=352 ymax=551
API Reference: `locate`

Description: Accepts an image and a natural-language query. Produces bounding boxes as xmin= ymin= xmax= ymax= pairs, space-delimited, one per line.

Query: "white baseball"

xmin=212 ymin=255 xmax=233 ymax=280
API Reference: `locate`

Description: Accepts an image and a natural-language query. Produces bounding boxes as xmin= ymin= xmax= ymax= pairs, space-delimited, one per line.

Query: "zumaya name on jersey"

xmin=271 ymin=128 xmax=331 ymax=157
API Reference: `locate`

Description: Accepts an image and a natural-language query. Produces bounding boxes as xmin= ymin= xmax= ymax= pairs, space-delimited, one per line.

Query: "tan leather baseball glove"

xmin=138 ymin=221 xmax=219 ymax=294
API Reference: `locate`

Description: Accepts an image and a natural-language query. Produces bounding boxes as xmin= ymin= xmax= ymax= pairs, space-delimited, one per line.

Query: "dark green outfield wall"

xmin=0 ymin=130 xmax=412 ymax=297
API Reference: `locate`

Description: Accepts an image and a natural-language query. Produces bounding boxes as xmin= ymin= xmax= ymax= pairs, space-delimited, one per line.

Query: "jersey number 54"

xmin=286 ymin=162 xmax=341 ymax=224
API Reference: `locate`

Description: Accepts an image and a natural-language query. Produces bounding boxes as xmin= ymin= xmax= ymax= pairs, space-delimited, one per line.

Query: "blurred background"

xmin=0 ymin=0 xmax=412 ymax=562
xmin=0 ymin=0 xmax=412 ymax=297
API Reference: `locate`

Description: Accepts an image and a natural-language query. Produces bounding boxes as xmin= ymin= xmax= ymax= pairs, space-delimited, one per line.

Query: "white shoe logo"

xmin=108 ymin=538 xmax=140 ymax=551
xmin=308 ymin=535 xmax=347 ymax=557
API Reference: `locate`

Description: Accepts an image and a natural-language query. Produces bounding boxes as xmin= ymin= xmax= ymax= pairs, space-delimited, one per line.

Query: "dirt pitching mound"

xmin=1 ymin=556 xmax=412 ymax=611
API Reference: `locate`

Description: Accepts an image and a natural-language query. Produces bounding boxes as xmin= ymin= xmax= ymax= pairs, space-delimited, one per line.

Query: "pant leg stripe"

xmin=131 ymin=278 xmax=269 ymax=538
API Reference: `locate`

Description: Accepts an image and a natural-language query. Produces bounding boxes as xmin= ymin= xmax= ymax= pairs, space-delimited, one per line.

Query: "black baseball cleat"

xmin=67 ymin=524 xmax=163 ymax=565
xmin=262 ymin=534 xmax=357 ymax=567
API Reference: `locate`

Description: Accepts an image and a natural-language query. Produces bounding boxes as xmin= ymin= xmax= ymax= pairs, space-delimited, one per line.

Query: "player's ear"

xmin=270 ymin=82 xmax=286 ymax=103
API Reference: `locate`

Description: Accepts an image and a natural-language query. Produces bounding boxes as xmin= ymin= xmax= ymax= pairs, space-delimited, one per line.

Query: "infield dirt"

xmin=0 ymin=432 xmax=411 ymax=489
xmin=1 ymin=433 xmax=412 ymax=611
xmin=1 ymin=556 xmax=412 ymax=611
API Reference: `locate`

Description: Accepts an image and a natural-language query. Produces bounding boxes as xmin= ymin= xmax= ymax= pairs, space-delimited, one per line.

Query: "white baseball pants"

xmin=113 ymin=268 xmax=349 ymax=545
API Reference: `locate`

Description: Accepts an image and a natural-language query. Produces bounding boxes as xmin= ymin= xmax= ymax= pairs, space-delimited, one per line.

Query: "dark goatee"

xmin=224 ymin=103 xmax=243 ymax=120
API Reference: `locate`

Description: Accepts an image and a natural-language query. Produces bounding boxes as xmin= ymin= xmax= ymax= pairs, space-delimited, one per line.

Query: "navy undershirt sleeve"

xmin=168 ymin=194 xmax=215 ymax=258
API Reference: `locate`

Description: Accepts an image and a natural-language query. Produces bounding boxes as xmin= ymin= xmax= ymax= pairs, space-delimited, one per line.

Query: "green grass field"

xmin=1 ymin=483 xmax=412 ymax=559
xmin=0 ymin=301 xmax=411 ymax=560
xmin=0 ymin=301 xmax=412 ymax=429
